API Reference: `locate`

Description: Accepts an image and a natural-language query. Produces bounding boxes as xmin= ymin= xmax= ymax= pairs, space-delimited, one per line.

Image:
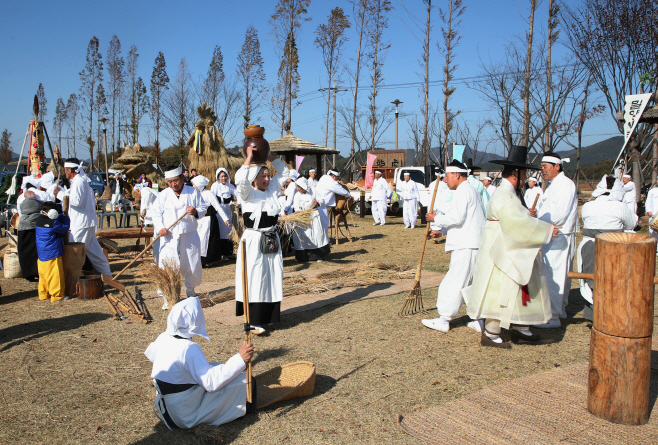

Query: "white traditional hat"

xmin=191 ymin=175 xmax=210 ymax=190
xmin=165 ymin=297 xmax=209 ymax=341
xmin=289 ymin=169 xmax=300 ymax=181
xmin=164 ymin=166 xmax=182 ymax=179
xmin=296 ymin=177 xmax=309 ymax=191
xmin=40 ymin=172 xmax=55 ymax=189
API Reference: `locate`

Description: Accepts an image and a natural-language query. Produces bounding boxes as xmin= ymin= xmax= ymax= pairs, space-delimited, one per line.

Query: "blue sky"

xmin=0 ymin=0 xmax=617 ymax=159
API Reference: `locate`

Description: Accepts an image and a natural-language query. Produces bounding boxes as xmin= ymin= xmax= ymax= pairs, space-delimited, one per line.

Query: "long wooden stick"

xmin=531 ymin=194 xmax=540 ymax=210
xmin=414 ymin=176 xmax=444 ymax=282
xmin=113 ymin=211 xmax=188 ymax=281
xmin=241 ymin=239 xmax=252 ymax=404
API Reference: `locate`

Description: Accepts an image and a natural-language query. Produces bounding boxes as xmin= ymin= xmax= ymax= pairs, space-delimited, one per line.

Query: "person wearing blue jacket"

xmin=35 ymin=202 xmax=71 ymax=302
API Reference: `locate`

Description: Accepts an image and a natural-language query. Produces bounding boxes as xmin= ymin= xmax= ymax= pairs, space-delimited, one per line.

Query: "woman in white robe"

xmin=234 ymin=148 xmax=289 ymax=335
xmin=191 ymin=175 xmax=223 ymax=267
xmin=211 ymin=168 xmax=238 ymax=259
xmin=292 ymin=178 xmax=330 ymax=262
xmin=145 ymin=297 xmax=255 ymax=429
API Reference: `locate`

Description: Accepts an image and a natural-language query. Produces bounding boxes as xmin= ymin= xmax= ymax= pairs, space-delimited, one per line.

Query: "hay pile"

xmin=135 ymin=258 xmax=182 ymax=308
xmin=110 ymin=142 xmax=165 ymax=187
xmin=187 ymin=103 xmax=244 ymax=181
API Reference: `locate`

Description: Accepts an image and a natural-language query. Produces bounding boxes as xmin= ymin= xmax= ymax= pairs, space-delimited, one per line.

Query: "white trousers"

xmin=69 ymin=226 xmax=112 ymax=276
xmin=372 ymin=200 xmax=387 ymax=225
xmin=157 ymin=231 xmax=202 ymax=297
xmin=111 ymin=193 xmax=122 ymax=208
xmin=436 ymin=248 xmax=478 ymax=319
xmin=541 ymin=233 xmax=576 ymax=317
xmin=403 ymin=199 xmax=417 ymax=227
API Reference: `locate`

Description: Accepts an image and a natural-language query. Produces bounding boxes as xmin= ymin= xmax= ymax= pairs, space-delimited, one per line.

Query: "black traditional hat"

xmin=463 ymin=158 xmax=481 ymax=172
xmin=490 ymin=145 xmax=540 ymax=170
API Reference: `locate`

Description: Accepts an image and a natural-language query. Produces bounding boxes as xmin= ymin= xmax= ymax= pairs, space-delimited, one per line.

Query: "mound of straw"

xmin=277 ymin=208 xmax=316 ymax=231
xmin=135 ymin=257 xmax=183 ymax=308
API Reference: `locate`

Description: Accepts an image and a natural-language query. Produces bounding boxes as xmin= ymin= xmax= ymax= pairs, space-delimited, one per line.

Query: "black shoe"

xmin=480 ymin=331 xmax=511 ymax=349
xmin=511 ymin=329 xmax=540 ymax=344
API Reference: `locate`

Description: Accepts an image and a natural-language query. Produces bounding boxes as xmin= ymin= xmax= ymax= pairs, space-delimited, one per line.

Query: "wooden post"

xmin=316 ymin=154 xmax=322 ymax=176
xmin=587 ymin=232 xmax=655 ymax=425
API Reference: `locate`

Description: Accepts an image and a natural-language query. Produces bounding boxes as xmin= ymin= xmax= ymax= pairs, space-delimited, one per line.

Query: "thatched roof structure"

xmin=269 ymin=130 xmax=339 ymax=174
xmin=110 ymin=143 xmax=164 ymax=187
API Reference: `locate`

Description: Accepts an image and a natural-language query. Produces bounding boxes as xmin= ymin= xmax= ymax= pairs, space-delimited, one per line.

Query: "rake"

xmin=398 ymin=176 xmax=443 ymax=317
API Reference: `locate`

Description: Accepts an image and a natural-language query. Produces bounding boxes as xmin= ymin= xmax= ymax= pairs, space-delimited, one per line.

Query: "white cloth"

xmin=465 ymin=179 xmax=553 ymax=329
xmin=372 ymin=199 xmax=388 ymax=225
xmin=57 ymin=174 xmax=97 ymax=230
xmin=622 ymin=181 xmax=637 ymax=214
xmin=429 ymin=181 xmax=485 ymax=252
xmin=436 ymin=249 xmax=478 ymax=319
xmin=140 ymin=188 xmax=160 ymax=225
xmin=198 ymin=189 xmax=222 ymax=257
xmin=538 ymin=171 xmax=579 ymax=317
xmin=284 ymin=181 xmax=297 ymax=215
xmin=524 ymin=186 xmax=543 ymax=208
xmin=292 ymin=190 xmax=329 ymax=251
xmin=211 ymin=180 xmax=238 ymax=240
xmin=314 ymin=174 xmax=350 ymax=229
xmin=399 ymin=179 xmax=419 ymax=228
xmin=467 ymin=175 xmax=490 ymax=217
xmin=371 ymin=177 xmax=392 ymax=202
xmin=68 ymin=226 xmax=112 ymax=276
xmin=152 ymin=186 xmax=208 ymax=297
xmin=486 ymin=184 xmax=497 ymax=196
xmin=646 ymin=188 xmax=658 ymax=249
xmin=234 ymin=158 xmax=289 ymax=305
xmin=145 ymin=297 xmax=247 ymax=428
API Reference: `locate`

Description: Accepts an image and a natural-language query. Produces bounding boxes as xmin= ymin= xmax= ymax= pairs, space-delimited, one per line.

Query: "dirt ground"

xmin=0 ymin=208 xmax=656 ymax=445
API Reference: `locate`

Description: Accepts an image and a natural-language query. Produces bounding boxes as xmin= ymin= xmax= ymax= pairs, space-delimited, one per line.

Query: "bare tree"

xmin=163 ymin=58 xmax=196 ymax=148
xmin=106 ymin=35 xmax=124 ymax=153
xmin=126 ymin=45 xmax=149 ymax=145
xmin=79 ymin=36 xmax=103 ymax=167
xmin=521 ymin=0 xmax=539 ymax=147
xmin=150 ymin=51 xmax=169 ymax=157
xmin=95 ymin=83 xmax=108 ymax=170
xmin=237 ymin=25 xmax=266 ymax=129
xmin=407 ymin=106 xmax=440 ymax=163
xmin=315 ymin=7 xmax=350 ymax=148
xmin=36 ymin=83 xmax=47 ymax=121
xmin=214 ymin=76 xmax=243 ymax=145
xmin=453 ymin=119 xmax=491 ymax=165
xmin=438 ymin=0 xmax=466 ymax=166
xmin=53 ymin=97 xmax=67 ymax=151
xmin=66 ymin=94 xmax=79 ymax=157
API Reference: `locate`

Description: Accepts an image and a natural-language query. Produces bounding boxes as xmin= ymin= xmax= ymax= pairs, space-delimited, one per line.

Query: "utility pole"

xmin=391 ymin=99 xmax=403 ymax=151
xmin=333 ymin=83 xmax=337 ymax=171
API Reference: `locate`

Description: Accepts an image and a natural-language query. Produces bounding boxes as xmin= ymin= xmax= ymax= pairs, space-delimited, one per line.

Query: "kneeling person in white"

xmin=152 ymin=166 xmax=208 ymax=308
xmin=371 ymin=171 xmax=391 ymax=225
xmin=145 ymin=297 xmax=255 ymax=429
xmin=422 ymin=160 xmax=485 ymax=333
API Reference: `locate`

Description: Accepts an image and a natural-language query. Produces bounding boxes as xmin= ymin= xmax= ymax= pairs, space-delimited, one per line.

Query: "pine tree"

xmin=132 ymin=77 xmax=149 ymax=144
xmin=150 ymin=51 xmax=169 ymax=157
xmin=79 ymin=36 xmax=103 ymax=167
xmin=106 ymin=35 xmax=125 ymax=154
xmin=237 ymin=25 xmax=266 ymax=128
xmin=0 ymin=129 xmax=12 ymax=166
xmin=202 ymin=45 xmax=225 ymax=114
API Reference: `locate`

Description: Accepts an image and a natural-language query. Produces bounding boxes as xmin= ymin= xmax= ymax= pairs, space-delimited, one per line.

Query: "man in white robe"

xmin=54 ymin=158 xmax=112 ymax=277
xmin=134 ymin=184 xmax=161 ymax=264
xmin=465 ymin=146 xmax=557 ymax=347
xmin=283 ymin=169 xmax=299 ymax=215
xmin=397 ymin=172 xmax=419 ymax=229
xmin=152 ymin=166 xmax=208 ymax=308
xmin=422 ymin=160 xmax=485 ymax=333
xmin=577 ymin=175 xmax=637 ymax=321
xmin=621 ymin=174 xmax=637 ymax=215
xmin=646 ymin=182 xmax=658 ymax=254
xmin=307 ymin=169 xmax=318 ymax=193
xmin=371 ymin=170 xmax=391 ymax=225
xmin=482 ymin=176 xmax=497 ymax=196
xmin=145 ymin=297 xmax=255 ymax=429
xmin=531 ymin=152 xmax=579 ymax=328
xmin=314 ymin=170 xmax=351 ymax=234
xmin=524 ymin=177 xmax=543 ymax=208
xmin=464 ymin=158 xmax=490 ymax=216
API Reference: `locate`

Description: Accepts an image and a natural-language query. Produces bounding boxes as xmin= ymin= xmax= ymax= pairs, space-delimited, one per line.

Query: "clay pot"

xmin=243 ymin=126 xmax=270 ymax=164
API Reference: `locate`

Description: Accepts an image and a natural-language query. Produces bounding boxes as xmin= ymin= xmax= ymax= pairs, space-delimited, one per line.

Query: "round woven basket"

xmin=255 ymin=361 xmax=316 ymax=409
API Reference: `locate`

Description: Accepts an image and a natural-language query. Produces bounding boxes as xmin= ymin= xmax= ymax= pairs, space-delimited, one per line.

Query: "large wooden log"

xmin=588 ymin=327 xmax=651 ymax=425
xmin=593 ymin=232 xmax=655 ymax=338
xmin=96 ymin=227 xmax=154 ymax=239
xmin=63 ymin=242 xmax=86 ymax=297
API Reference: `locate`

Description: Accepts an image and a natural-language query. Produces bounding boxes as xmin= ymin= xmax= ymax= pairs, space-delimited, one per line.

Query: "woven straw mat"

xmin=398 ymin=363 xmax=658 ymax=445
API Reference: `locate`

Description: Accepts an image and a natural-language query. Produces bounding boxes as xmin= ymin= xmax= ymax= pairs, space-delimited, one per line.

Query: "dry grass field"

xmin=0 ymin=208 xmax=655 ymax=445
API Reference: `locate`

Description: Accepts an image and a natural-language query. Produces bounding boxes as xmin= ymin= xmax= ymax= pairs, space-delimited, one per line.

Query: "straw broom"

xmin=398 ymin=177 xmax=444 ymax=317
xmin=135 ymin=257 xmax=183 ymax=309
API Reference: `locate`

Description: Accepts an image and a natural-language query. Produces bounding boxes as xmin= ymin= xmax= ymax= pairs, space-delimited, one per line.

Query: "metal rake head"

xmin=398 ymin=282 xmax=427 ymax=317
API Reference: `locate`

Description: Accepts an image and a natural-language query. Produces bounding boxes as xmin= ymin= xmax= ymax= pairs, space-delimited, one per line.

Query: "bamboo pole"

xmin=241 ymin=239 xmax=252 ymax=404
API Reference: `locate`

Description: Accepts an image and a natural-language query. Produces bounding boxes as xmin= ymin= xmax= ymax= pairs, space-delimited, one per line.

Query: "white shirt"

xmin=646 ymin=187 xmax=658 ymax=217
xmin=140 ymin=188 xmax=160 ymax=225
xmin=398 ymin=179 xmax=420 ymax=201
xmin=623 ymin=181 xmax=637 ymax=206
xmin=486 ymin=184 xmax=497 ymax=196
xmin=524 ymin=186 xmax=543 ymax=209
xmin=56 ymin=174 xmax=97 ymax=230
xmin=284 ymin=181 xmax=297 ymax=214
xmin=581 ymin=195 xmax=637 ymax=232
xmin=371 ymin=177 xmax=391 ymax=201
xmin=315 ymin=175 xmax=350 ymax=207
xmin=151 ymin=185 xmax=208 ymax=236
xmin=307 ymin=177 xmax=318 ymax=193
xmin=430 ymin=180 xmax=485 ymax=252
xmin=293 ymin=189 xmax=320 ymax=212
xmin=200 ymin=189 xmax=222 ymax=216
xmin=235 ymin=158 xmax=289 ymax=227
xmin=538 ymin=172 xmax=579 ymax=234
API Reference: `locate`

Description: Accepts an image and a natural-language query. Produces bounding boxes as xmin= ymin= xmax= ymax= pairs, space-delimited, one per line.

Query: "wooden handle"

xmin=568 ymin=271 xmax=658 ymax=284
xmin=415 ymin=178 xmax=444 ymax=281
xmin=531 ymin=194 xmax=540 ymax=210
xmin=241 ymin=239 xmax=252 ymax=404
xmin=112 ymin=211 xmax=188 ymax=281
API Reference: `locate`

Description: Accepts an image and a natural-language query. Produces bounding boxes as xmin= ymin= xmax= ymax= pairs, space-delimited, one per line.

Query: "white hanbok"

xmin=467 ymin=175 xmax=490 ymax=217
xmin=292 ymin=189 xmax=330 ymax=261
xmin=151 ymin=185 xmax=208 ymax=297
xmin=210 ymin=169 xmax=238 ymax=257
xmin=486 ymin=184 xmax=497 ymax=196
xmin=429 ymin=181 xmax=485 ymax=319
xmin=314 ymin=174 xmax=351 ymax=232
xmin=622 ymin=180 xmax=637 ymax=215
xmin=524 ymin=185 xmax=543 ymax=208
xmin=198 ymin=189 xmax=223 ymax=258
xmin=234 ymin=159 xmax=289 ymax=326
xmin=371 ymin=177 xmax=391 ymax=225
xmin=140 ymin=187 xmax=161 ymax=264
xmin=398 ymin=179 xmax=419 ymax=228
xmin=537 ymin=171 xmax=579 ymax=319
xmin=146 ymin=297 xmax=247 ymax=429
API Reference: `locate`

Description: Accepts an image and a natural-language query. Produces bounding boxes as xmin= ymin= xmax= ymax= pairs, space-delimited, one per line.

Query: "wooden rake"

xmin=398 ymin=177 xmax=443 ymax=317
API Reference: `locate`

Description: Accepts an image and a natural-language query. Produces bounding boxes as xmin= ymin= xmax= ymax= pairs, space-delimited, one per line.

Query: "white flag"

xmin=613 ymin=93 xmax=653 ymax=170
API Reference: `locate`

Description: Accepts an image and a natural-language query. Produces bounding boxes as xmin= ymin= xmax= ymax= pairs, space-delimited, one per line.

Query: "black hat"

xmin=490 ymin=146 xmax=540 ymax=170
xmin=463 ymin=158 xmax=481 ymax=172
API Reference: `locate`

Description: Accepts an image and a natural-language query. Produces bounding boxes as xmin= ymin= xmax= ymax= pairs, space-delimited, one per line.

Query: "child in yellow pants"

xmin=35 ymin=202 xmax=70 ymax=302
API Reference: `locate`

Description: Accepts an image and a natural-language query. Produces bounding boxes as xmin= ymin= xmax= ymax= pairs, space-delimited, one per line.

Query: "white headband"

xmin=403 ymin=172 xmax=410 ymax=176
xmin=309 ymin=169 xmax=315 ymax=173
xmin=528 ymin=177 xmax=538 ymax=183
xmin=165 ymin=167 xmax=182 ymax=179
xmin=375 ymin=170 xmax=382 ymax=175
xmin=484 ymin=176 xmax=492 ymax=181
xmin=328 ymin=170 xmax=339 ymax=176
xmin=445 ymin=166 xmax=468 ymax=173
xmin=64 ymin=162 xmax=79 ymax=168
xmin=623 ymin=174 xmax=631 ymax=179
xmin=542 ymin=156 xmax=570 ymax=165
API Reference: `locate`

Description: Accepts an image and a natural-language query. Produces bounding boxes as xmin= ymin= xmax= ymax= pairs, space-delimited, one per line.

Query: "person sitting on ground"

xmin=35 ymin=201 xmax=71 ymax=302
xmin=145 ymin=297 xmax=255 ymax=429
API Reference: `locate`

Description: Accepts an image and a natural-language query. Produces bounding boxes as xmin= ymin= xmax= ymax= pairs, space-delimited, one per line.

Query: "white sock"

xmin=485 ymin=333 xmax=503 ymax=343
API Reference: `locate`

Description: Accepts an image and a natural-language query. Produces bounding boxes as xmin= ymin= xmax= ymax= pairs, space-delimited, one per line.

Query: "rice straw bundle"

xmin=277 ymin=208 xmax=316 ymax=231
xmin=229 ymin=206 xmax=245 ymax=245
xmin=135 ymin=257 xmax=182 ymax=308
